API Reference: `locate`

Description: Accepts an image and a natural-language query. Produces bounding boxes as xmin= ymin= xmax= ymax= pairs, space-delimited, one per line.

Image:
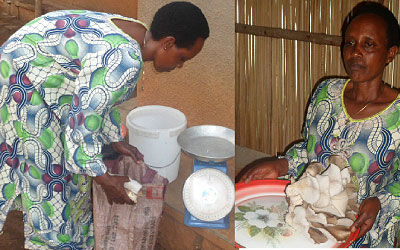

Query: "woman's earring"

xmin=164 ymin=47 xmax=167 ymax=50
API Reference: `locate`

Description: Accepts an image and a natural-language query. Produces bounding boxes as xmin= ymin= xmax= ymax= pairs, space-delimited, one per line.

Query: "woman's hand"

xmin=94 ymin=173 xmax=134 ymax=205
xmin=238 ymin=158 xmax=289 ymax=183
xmin=350 ymin=197 xmax=381 ymax=239
xmin=112 ymin=141 xmax=144 ymax=163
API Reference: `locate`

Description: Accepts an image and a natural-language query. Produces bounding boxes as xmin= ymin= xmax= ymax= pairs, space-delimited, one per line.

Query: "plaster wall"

xmin=136 ymin=0 xmax=234 ymax=129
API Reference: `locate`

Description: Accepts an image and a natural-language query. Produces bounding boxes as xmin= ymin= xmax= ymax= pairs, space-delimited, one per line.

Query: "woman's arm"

xmin=238 ymin=157 xmax=289 ymax=183
xmin=101 ymin=107 xmax=144 ymax=162
xmin=237 ymin=80 xmax=333 ymax=183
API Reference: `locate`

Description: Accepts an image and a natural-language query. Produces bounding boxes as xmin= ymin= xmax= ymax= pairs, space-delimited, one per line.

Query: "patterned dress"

xmin=0 ymin=10 xmax=143 ymax=249
xmin=284 ymin=78 xmax=400 ymax=247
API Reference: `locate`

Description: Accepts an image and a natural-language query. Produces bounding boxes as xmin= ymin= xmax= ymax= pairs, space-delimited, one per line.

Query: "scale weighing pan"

xmin=177 ymin=125 xmax=234 ymax=162
xmin=183 ymin=168 xmax=235 ymax=222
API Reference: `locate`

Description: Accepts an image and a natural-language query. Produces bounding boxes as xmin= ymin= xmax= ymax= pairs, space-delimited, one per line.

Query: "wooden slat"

xmin=35 ymin=0 xmax=42 ymax=17
xmin=235 ymin=23 xmax=342 ymax=46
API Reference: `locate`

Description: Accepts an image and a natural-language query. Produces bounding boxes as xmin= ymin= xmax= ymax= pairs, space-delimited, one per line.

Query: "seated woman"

xmin=239 ymin=1 xmax=400 ymax=248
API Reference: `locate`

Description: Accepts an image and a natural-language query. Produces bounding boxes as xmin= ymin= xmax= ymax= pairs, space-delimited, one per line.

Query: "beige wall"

xmin=136 ymin=0 xmax=235 ymax=130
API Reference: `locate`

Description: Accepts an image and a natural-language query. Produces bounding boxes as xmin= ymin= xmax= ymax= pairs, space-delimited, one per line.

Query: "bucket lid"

xmin=183 ymin=168 xmax=234 ymax=221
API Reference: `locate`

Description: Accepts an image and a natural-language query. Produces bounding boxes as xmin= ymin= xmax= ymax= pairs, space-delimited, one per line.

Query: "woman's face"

xmin=153 ymin=38 xmax=205 ymax=72
xmin=342 ymin=13 xmax=397 ymax=84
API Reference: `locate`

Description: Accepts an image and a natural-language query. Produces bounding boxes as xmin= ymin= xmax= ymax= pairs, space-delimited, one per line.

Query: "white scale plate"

xmin=183 ymin=168 xmax=235 ymax=222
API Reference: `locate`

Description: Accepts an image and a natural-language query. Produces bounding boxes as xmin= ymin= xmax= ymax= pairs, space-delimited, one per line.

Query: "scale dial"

xmin=183 ymin=168 xmax=234 ymax=222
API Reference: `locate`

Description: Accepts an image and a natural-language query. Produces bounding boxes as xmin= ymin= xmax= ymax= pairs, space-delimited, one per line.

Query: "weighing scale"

xmin=178 ymin=125 xmax=235 ymax=229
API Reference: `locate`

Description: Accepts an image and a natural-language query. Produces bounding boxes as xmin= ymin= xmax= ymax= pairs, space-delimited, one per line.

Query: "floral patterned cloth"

xmin=0 ymin=10 xmax=143 ymax=249
xmin=284 ymin=78 xmax=400 ymax=247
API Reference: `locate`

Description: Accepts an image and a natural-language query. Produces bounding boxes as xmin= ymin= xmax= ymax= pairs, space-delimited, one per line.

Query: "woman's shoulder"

xmin=310 ymin=77 xmax=347 ymax=99
xmin=380 ymin=84 xmax=400 ymax=109
xmin=317 ymin=77 xmax=348 ymax=89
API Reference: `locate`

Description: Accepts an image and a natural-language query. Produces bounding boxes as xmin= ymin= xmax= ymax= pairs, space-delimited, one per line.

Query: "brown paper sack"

xmin=93 ymin=156 xmax=168 ymax=250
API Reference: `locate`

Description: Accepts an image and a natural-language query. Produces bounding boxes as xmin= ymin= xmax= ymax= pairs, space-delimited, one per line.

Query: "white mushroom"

xmin=124 ymin=178 xmax=143 ymax=203
xmin=336 ymin=218 xmax=354 ymax=227
xmin=285 ymin=157 xmax=357 ymax=245
xmin=126 ymin=190 xmax=138 ymax=203
xmin=124 ymin=177 xmax=142 ymax=194
xmin=288 ymin=206 xmax=310 ymax=232
xmin=313 ymin=175 xmax=330 ymax=208
xmin=305 ymin=207 xmax=327 ymax=225
xmin=322 ymin=163 xmax=343 ymax=197
xmin=340 ymin=167 xmax=351 ymax=186
xmin=287 ymin=195 xmax=303 ymax=213
xmin=330 ymin=190 xmax=348 ymax=217
xmin=312 ymin=203 xmax=345 ymax=218
xmin=287 ymin=175 xmax=320 ymax=204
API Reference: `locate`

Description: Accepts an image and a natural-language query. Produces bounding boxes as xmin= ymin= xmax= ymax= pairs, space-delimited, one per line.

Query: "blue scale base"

xmin=184 ymin=159 xmax=230 ymax=229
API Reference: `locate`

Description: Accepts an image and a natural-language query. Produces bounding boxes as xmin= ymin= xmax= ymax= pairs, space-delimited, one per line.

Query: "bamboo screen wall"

xmin=236 ymin=0 xmax=400 ymax=156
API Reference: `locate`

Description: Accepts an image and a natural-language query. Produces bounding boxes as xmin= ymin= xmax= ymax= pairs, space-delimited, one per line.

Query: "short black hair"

xmin=341 ymin=1 xmax=400 ymax=48
xmin=150 ymin=1 xmax=209 ymax=48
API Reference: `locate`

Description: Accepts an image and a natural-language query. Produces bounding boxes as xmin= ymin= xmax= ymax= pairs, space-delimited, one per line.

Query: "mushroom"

xmin=340 ymin=168 xmax=351 ymax=186
xmin=306 ymin=162 xmax=324 ymax=177
xmin=305 ymin=207 xmax=327 ymax=225
xmin=124 ymin=177 xmax=143 ymax=203
xmin=336 ymin=218 xmax=354 ymax=227
xmin=308 ymin=226 xmax=328 ymax=244
xmin=331 ymin=190 xmax=349 ymax=217
xmin=325 ymin=214 xmax=338 ymax=225
xmin=345 ymin=211 xmax=357 ymax=221
xmin=286 ymin=206 xmax=309 ymax=232
xmin=286 ymin=174 xmax=320 ymax=204
xmin=322 ymin=163 xmax=343 ymax=196
xmin=328 ymin=155 xmax=347 ymax=170
xmin=325 ymin=225 xmax=351 ymax=242
xmin=347 ymin=196 xmax=359 ymax=212
xmin=313 ymin=175 xmax=330 ymax=208
xmin=285 ymin=160 xmax=358 ymax=245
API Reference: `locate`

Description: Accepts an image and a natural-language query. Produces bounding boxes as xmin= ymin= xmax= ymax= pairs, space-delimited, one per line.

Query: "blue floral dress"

xmin=284 ymin=78 xmax=400 ymax=247
xmin=0 ymin=10 xmax=143 ymax=249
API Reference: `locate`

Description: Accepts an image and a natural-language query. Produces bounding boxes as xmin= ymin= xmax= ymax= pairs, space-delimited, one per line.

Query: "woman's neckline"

xmin=340 ymin=79 xmax=400 ymax=123
xmin=109 ymin=17 xmax=148 ymax=46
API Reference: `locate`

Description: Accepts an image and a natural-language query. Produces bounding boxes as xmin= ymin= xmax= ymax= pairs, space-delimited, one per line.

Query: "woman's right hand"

xmin=238 ymin=158 xmax=289 ymax=183
xmin=94 ymin=173 xmax=134 ymax=205
xmin=112 ymin=141 xmax=144 ymax=163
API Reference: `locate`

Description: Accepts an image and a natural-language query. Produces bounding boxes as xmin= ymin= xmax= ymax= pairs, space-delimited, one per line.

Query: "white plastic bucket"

xmin=126 ymin=105 xmax=187 ymax=182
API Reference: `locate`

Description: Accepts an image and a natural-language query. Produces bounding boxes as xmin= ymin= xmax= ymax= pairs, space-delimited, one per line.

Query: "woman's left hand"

xmin=112 ymin=141 xmax=144 ymax=163
xmin=350 ymin=197 xmax=381 ymax=239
